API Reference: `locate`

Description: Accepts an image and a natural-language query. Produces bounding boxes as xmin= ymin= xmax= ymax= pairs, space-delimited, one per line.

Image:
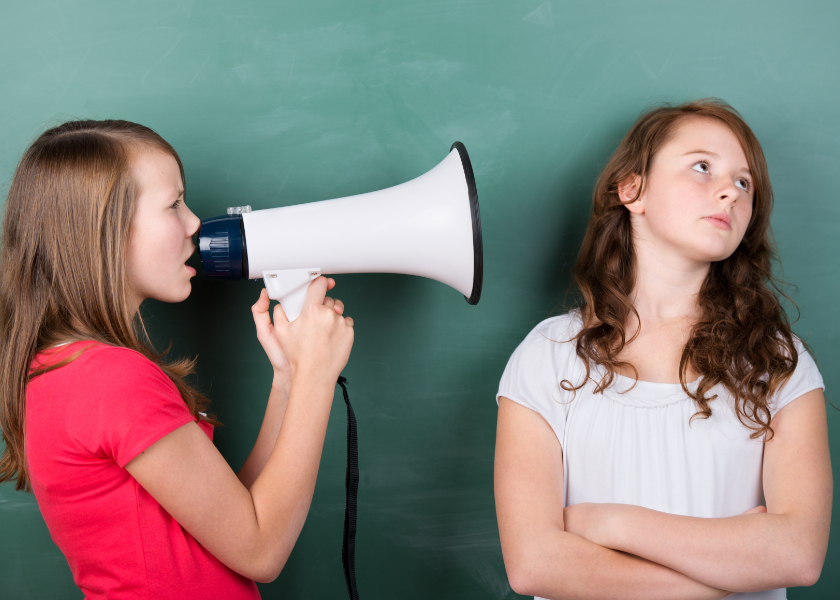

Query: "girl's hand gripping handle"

xmin=262 ymin=268 xmax=322 ymax=322
xmin=269 ymin=276 xmax=354 ymax=385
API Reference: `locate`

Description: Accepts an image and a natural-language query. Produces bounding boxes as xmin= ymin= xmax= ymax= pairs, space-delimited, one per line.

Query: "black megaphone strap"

xmin=337 ymin=376 xmax=359 ymax=600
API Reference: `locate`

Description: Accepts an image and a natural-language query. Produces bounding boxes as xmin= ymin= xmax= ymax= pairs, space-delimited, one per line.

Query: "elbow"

xmin=251 ymin=565 xmax=279 ymax=584
xmin=780 ymin=542 xmax=827 ymax=589
xmin=252 ymin=571 xmax=280 ymax=585
xmin=505 ymin=560 xmax=538 ymax=597
xmin=508 ymin=570 xmax=541 ymax=597
xmin=797 ymin=569 xmax=822 ymax=589
xmin=790 ymin=556 xmax=825 ymax=588
xmin=248 ymin=557 xmax=286 ymax=583
xmin=237 ymin=545 xmax=289 ymax=584
xmin=502 ymin=541 xmax=546 ymax=597
xmin=248 ymin=558 xmax=286 ymax=584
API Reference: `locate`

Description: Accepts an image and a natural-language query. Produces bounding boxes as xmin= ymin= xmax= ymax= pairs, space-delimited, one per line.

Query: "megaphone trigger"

xmin=262 ymin=268 xmax=322 ymax=322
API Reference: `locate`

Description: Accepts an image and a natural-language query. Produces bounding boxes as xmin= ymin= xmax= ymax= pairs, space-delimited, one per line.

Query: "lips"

xmin=183 ymin=243 xmax=197 ymax=264
xmin=704 ymin=212 xmax=731 ymax=230
xmin=183 ymin=244 xmax=197 ymax=276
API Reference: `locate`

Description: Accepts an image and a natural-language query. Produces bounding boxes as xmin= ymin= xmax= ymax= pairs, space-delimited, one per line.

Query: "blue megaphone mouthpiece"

xmin=197 ymin=207 xmax=250 ymax=280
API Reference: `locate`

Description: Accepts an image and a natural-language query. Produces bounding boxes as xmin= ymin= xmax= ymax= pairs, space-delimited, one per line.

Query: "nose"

xmin=185 ymin=205 xmax=201 ymax=238
xmin=716 ymin=179 xmax=742 ymax=205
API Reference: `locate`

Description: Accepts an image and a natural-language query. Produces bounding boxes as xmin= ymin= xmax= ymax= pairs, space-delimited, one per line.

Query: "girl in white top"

xmin=495 ymin=99 xmax=832 ymax=600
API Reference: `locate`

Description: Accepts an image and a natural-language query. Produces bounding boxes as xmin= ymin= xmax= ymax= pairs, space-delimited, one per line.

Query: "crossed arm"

xmin=494 ymin=389 xmax=832 ymax=599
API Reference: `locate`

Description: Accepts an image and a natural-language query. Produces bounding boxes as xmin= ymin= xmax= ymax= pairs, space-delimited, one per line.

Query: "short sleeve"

xmin=496 ymin=315 xmax=582 ymax=444
xmin=64 ymin=346 xmax=195 ymax=467
xmin=768 ymin=337 xmax=825 ymax=417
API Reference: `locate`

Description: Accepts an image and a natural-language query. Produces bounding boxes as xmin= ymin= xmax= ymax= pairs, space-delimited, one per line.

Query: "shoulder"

xmin=784 ymin=334 xmax=822 ymax=383
xmin=498 ymin=313 xmax=583 ymax=438
xmin=769 ymin=334 xmax=824 ymax=416
xmin=517 ymin=311 xmax=583 ymax=355
xmin=537 ymin=311 xmax=583 ymax=339
xmin=38 ymin=342 xmax=176 ymax=395
xmin=499 ymin=311 xmax=583 ymax=400
xmin=58 ymin=345 xmax=193 ymax=466
xmin=81 ymin=343 xmax=161 ymax=369
xmin=791 ymin=335 xmax=815 ymax=360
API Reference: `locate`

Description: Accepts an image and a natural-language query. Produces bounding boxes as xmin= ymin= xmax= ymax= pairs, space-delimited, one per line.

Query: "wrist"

xmin=290 ymin=368 xmax=339 ymax=394
xmin=270 ymin=372 xmax=291 ymax=398
xmin=607 ymin=504 xmax=638 ymax=553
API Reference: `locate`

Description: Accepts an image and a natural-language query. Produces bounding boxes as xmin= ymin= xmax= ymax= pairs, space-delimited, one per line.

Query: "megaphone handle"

xmin=262 ymin=269 xmax=322 ymax=321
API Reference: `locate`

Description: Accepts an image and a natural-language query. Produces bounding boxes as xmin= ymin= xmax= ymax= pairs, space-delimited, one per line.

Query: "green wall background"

xmin=1 ymin=1 xmax=837 ymax=598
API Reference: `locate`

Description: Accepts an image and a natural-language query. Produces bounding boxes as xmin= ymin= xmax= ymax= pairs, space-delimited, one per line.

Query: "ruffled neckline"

xmin=596 ymin=366 xmax=703 ymax=408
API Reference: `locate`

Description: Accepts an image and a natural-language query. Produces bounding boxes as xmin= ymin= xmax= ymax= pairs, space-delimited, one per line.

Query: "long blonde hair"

xmin=0 ymin=120 xmax=216 ymax=491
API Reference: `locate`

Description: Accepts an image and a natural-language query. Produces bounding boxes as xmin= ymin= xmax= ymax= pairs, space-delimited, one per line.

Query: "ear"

xmin=618 ymin=174 xmax=644 ymax=215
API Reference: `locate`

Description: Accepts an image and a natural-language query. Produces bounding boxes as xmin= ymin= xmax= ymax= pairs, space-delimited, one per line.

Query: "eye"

xmin=170 ymin=198 xmax=182 ymax=209
xmin=691 ymin=161 xmax=710 ymax=174
xmin=735 ymin=178 xmax=751 ymax=192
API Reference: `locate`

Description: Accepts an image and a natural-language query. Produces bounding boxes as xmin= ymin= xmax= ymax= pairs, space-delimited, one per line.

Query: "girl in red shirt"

xmin=0 ymin=120 xmax=354 ymax=599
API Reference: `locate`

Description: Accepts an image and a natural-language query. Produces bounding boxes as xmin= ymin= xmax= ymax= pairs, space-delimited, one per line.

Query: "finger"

xmin=741 ymin=506 xmax=767 ymax=515
xmin=332 ymin=299 xmax=344 ymax=315
xmin=252 ymin=289 xmax=273 ymax=335
xmin=302 ymin=276 xmax=329 ymax=309
xmin=273 ymin=301 xmax=290 ymax=326
xmin=251 ymin=288 xmax=270 ymax=315
xmin=326 ymin=277 xmax=335 ymax=291
xmin=323 ymin=297 xmax=336 ymax=309
xmin=344 ymin=316 xmax=354 ymax=327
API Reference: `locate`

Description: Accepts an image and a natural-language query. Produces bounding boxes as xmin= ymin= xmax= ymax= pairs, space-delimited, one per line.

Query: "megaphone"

xmin=198 ymin=142 xmax=483 ymax=320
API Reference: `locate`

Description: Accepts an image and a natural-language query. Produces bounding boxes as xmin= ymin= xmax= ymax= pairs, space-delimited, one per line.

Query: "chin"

xmin=699 ymin=249 xmax=737 ymax=264
xmin=692 ymin=239 xmax=734 ymax=263
xmin=158 ymin=284 xmax=192 ymax=304
xmin=175 ymin=284 xmax=192 ymax=303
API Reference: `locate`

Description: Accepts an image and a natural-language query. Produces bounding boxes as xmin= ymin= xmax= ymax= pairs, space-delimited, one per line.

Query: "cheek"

xmin=643 ymin=173 xmax=697 ymax=219
xmin=125 ymin=235 xmax=151 ymax=294
xmin=162 ymin=221 xmax=184 ymax=256
xmin=646 ymin=186 xmax=696 ymax=228
xmin=737 ymin=200 xmax=754 ymax=233
xmin=127 ymin=219 xmax=180 ymax=278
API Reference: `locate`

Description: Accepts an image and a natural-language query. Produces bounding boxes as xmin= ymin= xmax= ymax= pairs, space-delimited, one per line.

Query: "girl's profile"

xmin=0 ymin=120 xmax=355 ymax=598
xmin=494 ymin=99 xmax=832 ymax=600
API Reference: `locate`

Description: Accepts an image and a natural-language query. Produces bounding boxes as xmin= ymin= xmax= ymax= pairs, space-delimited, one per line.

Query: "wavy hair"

xmin=564 ymin=99 xmax=797 ymax=440
xmin=0 ymin=120 xmax=217 ymax=491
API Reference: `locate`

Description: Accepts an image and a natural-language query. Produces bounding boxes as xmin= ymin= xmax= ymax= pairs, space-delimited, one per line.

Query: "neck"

xmin=630 ymin=227 xmax=710 ymax=325
xmin=128 ymin=288 xmax=144 ymax=319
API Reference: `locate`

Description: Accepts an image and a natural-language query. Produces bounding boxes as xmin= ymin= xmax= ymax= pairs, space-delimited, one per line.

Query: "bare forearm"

xmin=237 ymin=375 xmax=291 ymax=489
xmin=509 ymin=528 xmax=728 ymax=600
xmin=247 ymin=372 xmax=336 ymax=577
xmin=595 ymin=506 xmax=819 ymax=591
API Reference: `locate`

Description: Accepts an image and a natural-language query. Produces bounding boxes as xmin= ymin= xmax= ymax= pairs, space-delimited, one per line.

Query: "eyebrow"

xmin=172 ymin=189 xmax=185 ymax=201
xmin=683 ymin=149 xmax=719 ymax=157
xmin=682 ymin=150 xmax=752 ymax=175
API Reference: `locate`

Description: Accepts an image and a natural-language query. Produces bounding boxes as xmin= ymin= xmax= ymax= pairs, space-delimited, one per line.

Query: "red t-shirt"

xmin=25 ymin=342 xmax=261 ymax=600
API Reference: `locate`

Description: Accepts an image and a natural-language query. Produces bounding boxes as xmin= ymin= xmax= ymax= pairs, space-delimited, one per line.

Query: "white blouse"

xmin=497 ymin=312 xmax=824 ymax=600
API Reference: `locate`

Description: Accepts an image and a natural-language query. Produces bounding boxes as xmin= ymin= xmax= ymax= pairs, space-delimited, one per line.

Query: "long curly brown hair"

xmin=0 ymin=120 xmax=217 ymax=492
xmin=564 ymin=99 xmax=798 ymax=440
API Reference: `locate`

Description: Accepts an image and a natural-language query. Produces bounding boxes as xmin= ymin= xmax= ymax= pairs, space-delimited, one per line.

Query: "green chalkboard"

xmin=1 ymin=1 xmax=838 ymax=598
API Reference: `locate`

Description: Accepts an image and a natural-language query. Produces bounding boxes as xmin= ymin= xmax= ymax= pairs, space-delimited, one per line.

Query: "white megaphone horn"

xmin=198 ymin=142 xmax=483 ymax=320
